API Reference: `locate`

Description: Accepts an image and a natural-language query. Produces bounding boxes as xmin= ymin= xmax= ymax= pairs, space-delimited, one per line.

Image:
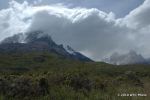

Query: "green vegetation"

xmin=0 ymin=52 xmax=149 ymax=100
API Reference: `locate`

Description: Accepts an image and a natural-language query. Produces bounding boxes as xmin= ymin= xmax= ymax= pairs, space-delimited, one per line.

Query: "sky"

xmin=0 ymin=0 xmax=144 ymax=17
xmin=0 ymin=0 xmax=150 ymax=61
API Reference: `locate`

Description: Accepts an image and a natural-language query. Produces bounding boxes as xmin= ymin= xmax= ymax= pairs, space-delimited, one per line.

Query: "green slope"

xmin=0 ymin=52 xmax=149 ymax=100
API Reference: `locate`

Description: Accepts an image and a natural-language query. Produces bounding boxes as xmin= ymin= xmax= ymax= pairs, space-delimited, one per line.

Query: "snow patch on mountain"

xmin=64 ymin=45 xmax=76 ymax=55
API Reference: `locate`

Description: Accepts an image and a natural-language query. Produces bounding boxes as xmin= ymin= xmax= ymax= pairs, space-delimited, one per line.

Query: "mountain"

xmin=103 ymin=50 xmax=146 ymax=65
xmin=0 ymin=31 xmax=92 ymax=62
xmin=1 ymin=33 xmax=25 ymax=44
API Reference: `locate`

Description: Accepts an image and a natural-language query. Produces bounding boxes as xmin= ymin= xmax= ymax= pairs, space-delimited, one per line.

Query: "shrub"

xmin=0 ymin=78 xmax=8 ymax=95
xmin=7 ymin=76 xmax=33 ymax=97
xmin=37 ymin=78 xmax=49 ymax=95
xmin=65 ymin=73 xmax=93 ymax=91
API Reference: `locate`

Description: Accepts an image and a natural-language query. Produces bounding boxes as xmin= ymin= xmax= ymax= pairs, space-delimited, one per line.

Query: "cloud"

xmin=30 ymin=0 xmax=144 ymax=17
xmin=123 ymin=0 xmax=150 ymax=29
xmin=0 ymin=0 xmax=150 ymax=61
xmin=27 ymin=6 xmax=133 ymax=60
xmin=103 ymin=50 xmax=146 ymax=65
xmin=0 ymin=1 xmax=31 ymax=40
xmin=120 ymin=0 xmax=150 ymax=58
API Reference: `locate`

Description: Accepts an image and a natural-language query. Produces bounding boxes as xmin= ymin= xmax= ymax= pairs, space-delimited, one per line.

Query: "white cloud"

xmin=123 ymin=0 xmax=150 ymax=29
xmin=0 ymin=1 xmax=32 ymax=40
xmin=121 ymin=0 xmax=150 ymax=58
xmin=0 ymin=0 xmax=150 ymax=61
xmin=27 ymin=6 xmax=132 ymax=60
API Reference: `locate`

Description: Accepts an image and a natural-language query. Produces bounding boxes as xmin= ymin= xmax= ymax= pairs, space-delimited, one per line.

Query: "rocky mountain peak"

xmin=25 ymin=31 xmax=54 ymax=44
xmin=0 ymin=31 xmax=93 ymax=62
xmin=103 ymin=50 xmax=146 ymax=65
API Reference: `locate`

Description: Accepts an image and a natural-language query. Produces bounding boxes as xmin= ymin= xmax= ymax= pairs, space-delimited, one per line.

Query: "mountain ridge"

xmin=0 ymin=31 xmax=93 ymax=62
xmin=103 ymin=50 xmax=150 ymax=65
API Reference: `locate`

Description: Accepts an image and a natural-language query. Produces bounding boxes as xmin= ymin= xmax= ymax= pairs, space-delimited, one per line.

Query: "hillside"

xmin=0 ymin=52 xmax=150 ymax=100
xmin=0 ymin=31 xmax=149 ymax=100
xmin=0 ymin=31 xmax=92 ymax=62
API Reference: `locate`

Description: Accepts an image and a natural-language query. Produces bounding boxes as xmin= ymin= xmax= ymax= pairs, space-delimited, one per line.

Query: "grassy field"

xmin=0 ymin=52 xmax=149 ymax=100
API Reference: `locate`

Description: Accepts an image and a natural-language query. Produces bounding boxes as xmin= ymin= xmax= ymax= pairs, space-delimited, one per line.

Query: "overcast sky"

xmin=0 ymin=0 xmax=150 ymax=61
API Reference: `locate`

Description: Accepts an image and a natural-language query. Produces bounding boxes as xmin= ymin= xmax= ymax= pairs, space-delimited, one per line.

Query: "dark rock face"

xmin=0 ymin=31 xmax=92 ymax=62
